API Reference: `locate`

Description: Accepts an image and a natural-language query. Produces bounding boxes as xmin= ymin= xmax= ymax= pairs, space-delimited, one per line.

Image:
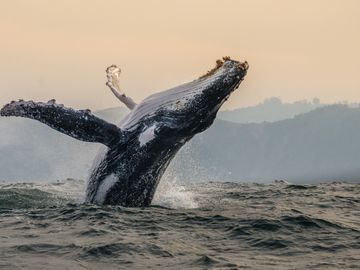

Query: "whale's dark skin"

xmin=0 ymin=58 xmax=248 ymax=206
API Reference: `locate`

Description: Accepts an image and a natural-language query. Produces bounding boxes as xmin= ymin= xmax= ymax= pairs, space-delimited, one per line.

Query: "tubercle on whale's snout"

xmin=199 ymin=56 xmax=249 ymax=79
xmin=236 ymin=61 xmax=249 ymax=72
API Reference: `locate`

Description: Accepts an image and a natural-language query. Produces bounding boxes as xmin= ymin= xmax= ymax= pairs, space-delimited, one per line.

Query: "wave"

xmin=0 ymin=180 xmax=359 ymax=269
xmin=0 ymin=179 xmax=83 ymax=209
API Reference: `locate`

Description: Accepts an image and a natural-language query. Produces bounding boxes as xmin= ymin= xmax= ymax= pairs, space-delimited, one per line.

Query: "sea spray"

xmin=153 ymin=173 xmax=198 ymax=209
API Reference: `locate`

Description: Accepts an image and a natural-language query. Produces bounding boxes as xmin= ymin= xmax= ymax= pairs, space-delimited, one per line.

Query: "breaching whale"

xmin=0 ymin=57 xmax=248 ymax=206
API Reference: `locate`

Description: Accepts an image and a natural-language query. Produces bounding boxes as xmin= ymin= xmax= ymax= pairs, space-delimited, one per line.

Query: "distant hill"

xmin=219 ymin=97 xmax=325 ymax=123
xmin=1 ymin=102 xmax=360 ymax=183
xmin=174 ymin=105 xmax=360 ymax=183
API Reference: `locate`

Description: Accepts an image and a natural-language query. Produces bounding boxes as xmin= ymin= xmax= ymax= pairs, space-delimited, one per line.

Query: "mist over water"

xmin=0 ymin=179 xmax=359 ymax=269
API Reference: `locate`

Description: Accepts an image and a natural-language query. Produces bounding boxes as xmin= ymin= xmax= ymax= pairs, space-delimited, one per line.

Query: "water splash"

xmin=153 ymin=175 xmax=198 ymax=209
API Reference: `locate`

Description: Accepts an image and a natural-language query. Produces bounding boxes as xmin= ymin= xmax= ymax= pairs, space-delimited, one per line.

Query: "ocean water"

xmin=0 ymin=179 xmax=359 ymax=269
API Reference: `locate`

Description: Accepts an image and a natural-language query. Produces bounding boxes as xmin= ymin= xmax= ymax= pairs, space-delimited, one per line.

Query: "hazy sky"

xmin=1 ymin=0 xmax=359 ymax=110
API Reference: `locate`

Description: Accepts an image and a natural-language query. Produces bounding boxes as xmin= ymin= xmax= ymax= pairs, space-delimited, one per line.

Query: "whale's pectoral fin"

xmin=105 ymin=65 xmax=137 ymax=110
xmin=0 ymin=100 xmax=122 ymax=147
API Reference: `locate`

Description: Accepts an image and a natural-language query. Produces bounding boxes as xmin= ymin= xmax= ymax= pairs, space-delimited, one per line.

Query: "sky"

xmin=1 ymin=0 xmax=359 ymax=111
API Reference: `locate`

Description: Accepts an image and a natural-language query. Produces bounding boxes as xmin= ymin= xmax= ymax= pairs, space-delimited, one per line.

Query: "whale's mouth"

xmin=197 ymin=57 xmax=249 ymax=106
xmin=178 ymin=57 xmax=249 ymax=113
xmin=192 ymin=57 xmax=249 ymax=116
xmin=158 ymin=57 xmax=249 ymax=136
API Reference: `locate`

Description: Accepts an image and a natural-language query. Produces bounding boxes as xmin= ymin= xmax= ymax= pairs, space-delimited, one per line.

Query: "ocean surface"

xmin=0 ymin=179 xmax=359 ymax=269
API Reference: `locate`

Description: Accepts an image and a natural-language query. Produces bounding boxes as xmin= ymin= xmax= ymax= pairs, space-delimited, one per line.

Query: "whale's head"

xmin=154 ymin=57 xmax=248 ymax=138
xmin=184 ymin=57 xmax=249 ymax=133
xmin=121 ymin=57 xmax=248 ymax=144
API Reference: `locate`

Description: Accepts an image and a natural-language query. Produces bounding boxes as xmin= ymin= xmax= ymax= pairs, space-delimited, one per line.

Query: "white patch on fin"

xmin=139 ymin=124 xmax=157 ymax=146
xmin=94 ymin=174 xmax=118 ymax=203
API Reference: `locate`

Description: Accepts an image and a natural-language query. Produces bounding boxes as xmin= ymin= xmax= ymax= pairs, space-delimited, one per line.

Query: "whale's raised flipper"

xmin=106 ymin=65 xmax=136 ymax=110
xmin=0 ymin=100 xmax=122 ymax=147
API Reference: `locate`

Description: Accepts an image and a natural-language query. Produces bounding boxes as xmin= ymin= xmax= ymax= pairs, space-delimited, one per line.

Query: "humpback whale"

xmin=0 ymin=57 xmax=248 ymax=206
